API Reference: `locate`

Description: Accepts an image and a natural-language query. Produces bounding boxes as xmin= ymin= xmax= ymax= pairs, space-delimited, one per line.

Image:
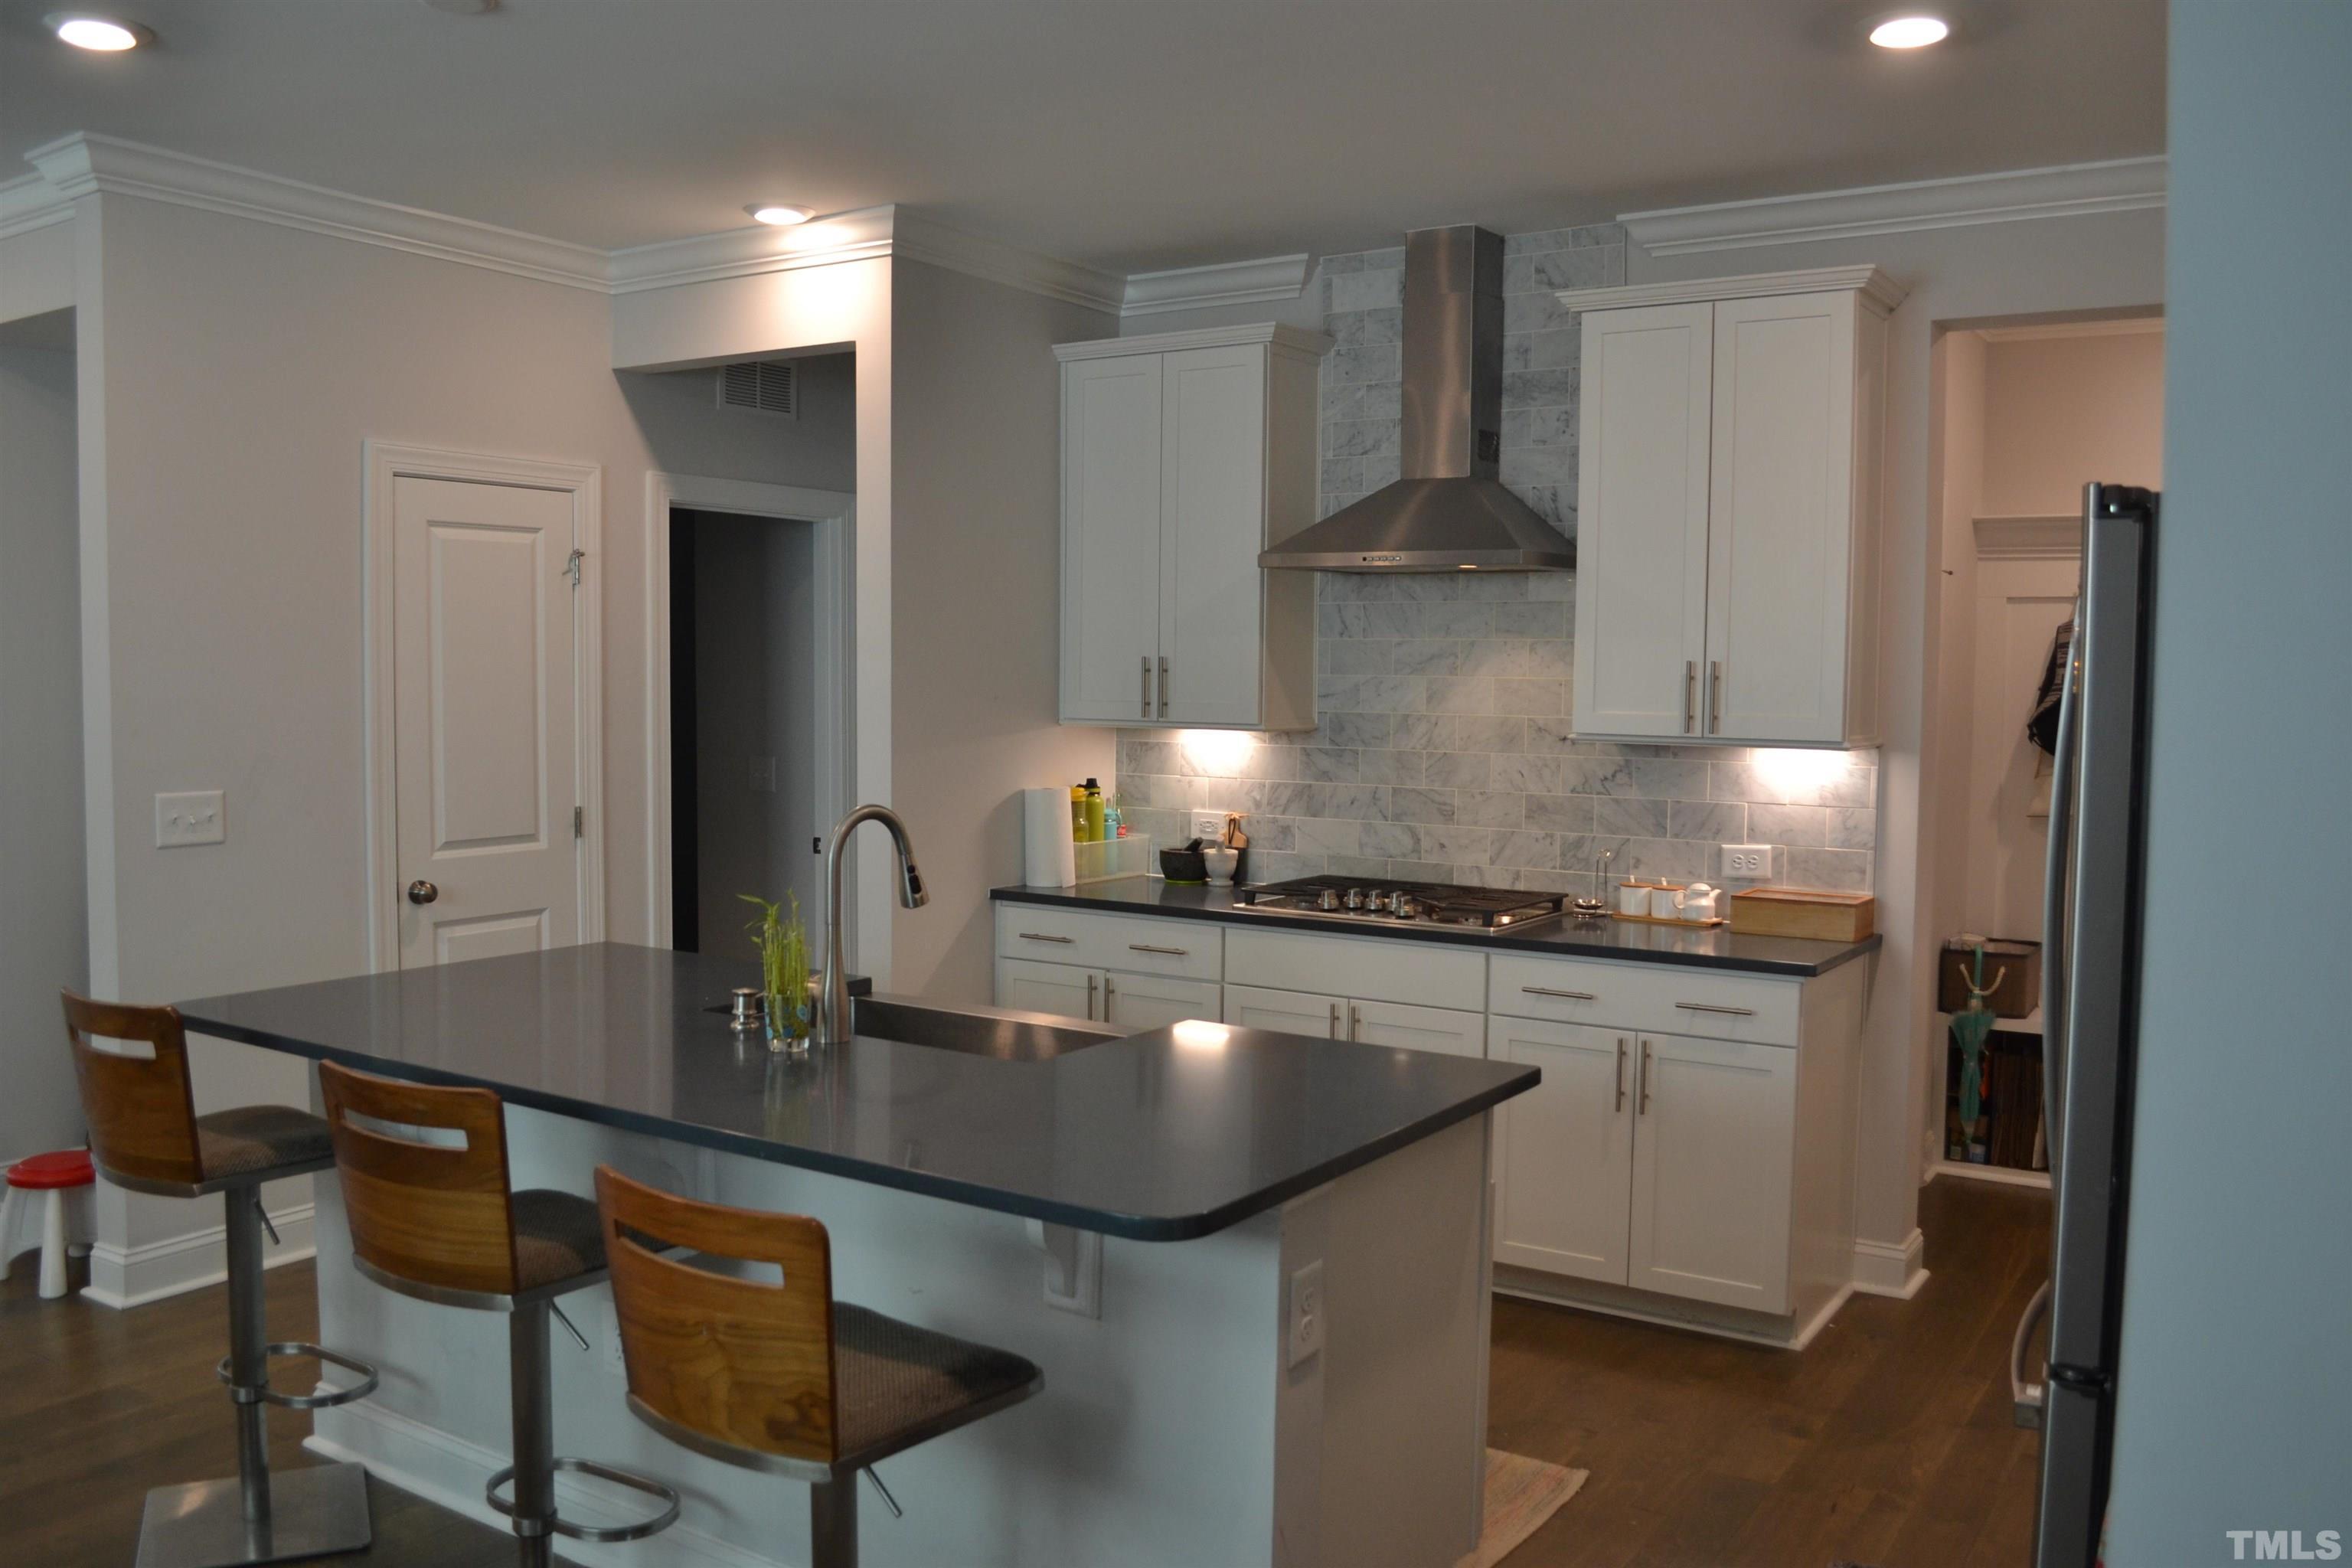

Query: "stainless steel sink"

xmin=851 ymin=994 xmax=1120 ymax=1062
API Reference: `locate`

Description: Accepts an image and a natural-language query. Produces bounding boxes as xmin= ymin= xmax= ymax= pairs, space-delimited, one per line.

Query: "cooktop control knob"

xmin=1391 ymin=895 xmax=1419 ymax=920
xmin=1317 ymin=888 xmax=1343 ymax=911
xmin=1344 ymin=887 xmax=1367 ymax=910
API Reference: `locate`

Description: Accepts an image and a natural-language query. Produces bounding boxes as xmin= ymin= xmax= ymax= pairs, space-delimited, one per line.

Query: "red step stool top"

xmin=7 ymin=1149 xmax=96 ymax=1191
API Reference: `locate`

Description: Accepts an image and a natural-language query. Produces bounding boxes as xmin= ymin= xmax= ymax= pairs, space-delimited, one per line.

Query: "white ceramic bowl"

xmin=1201 ymin=846 xmax=1240 ymax=885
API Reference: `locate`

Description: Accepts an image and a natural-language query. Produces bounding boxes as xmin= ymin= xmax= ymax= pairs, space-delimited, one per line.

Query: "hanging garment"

xmin=2026 ymin=614 xmax=2076 ymax=756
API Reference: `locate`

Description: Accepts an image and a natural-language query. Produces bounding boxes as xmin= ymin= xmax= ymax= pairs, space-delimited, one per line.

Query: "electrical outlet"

xmin=1286 ymin=1260 xmax=1325 ymax=1368
xmin=155 ymin=791 xmax=226 ymax=848
xmin=1191 ymin=811 xmax=1226 ymax=841
xmin=1723 ymin=843 xmax=1773 ymax=878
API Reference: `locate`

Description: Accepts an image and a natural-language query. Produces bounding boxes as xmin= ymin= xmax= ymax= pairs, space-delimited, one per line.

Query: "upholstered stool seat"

xmin=63 ymin=990 xmax=379 ymax=1568
xmin=319 ymin=1063 xmax=678 ymax=1567
xmin=830 ymin=1305 xmax=1045 ymax=1463
xmin=2 ymin=1148 xmax=96 ymax=1299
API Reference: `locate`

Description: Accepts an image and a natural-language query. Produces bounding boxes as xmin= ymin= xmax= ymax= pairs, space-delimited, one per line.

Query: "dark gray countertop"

xmin=992 ymin=878 xmax=1880 ymax=978
xmin=179 ymin=942 xmax=1534 ymax=1243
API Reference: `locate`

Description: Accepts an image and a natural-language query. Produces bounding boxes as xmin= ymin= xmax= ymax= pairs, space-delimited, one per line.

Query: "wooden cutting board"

xmin=1729 ymin=887 xmax=1876 ymax=942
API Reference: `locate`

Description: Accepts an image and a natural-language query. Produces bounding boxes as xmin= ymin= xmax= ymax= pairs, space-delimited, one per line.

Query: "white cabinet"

xmin=1221 ymin=984 xmax=1484 ymax=1059
xmin=992 ymin=905 xmax=1224 ymax=1027
xmin=1491 ymin=1018 xmax=1635 ymax=1283
xmin=995 ymin=955 xmax=1103 ymax=1022
xmin=1223 ymin=982 xmax=1341 ymax=1039
xmin=1054 ymin=324 xmax=1329 ymax=731
xmin=1627 ymin=1032 xmax=1797 ymax=1312
xmin=1102 ymin=971 xmax=1222 ymax=1033
xmin=1563 ymin=267 xmax=1901 ymax=746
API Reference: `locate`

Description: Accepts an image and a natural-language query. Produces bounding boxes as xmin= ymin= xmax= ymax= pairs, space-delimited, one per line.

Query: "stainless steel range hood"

xmin=1261 ymin=225 xmax=1574 ymax=573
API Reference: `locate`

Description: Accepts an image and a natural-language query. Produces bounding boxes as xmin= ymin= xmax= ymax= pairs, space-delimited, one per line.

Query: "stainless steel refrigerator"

xmin=2011 ymin=482 xmax=2159 ymax=1567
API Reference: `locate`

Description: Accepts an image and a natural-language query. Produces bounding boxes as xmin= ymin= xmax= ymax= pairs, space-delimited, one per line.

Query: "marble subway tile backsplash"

xmin=1111 ymin=228 xmax=1878 ymax=897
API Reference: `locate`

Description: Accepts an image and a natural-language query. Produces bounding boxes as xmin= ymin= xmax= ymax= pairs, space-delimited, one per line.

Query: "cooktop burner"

xmin=1233 ymin=875 xmax=1572 ymax=929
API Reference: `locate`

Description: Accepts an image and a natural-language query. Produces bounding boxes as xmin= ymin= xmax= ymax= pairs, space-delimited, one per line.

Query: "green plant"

xmin=740 ymin=891 xmax=810 ymax=1041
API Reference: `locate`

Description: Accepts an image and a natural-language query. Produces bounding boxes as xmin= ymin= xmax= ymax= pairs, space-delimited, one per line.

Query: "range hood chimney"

xmin=1261 ymin=225 xmax=1574 ymax=573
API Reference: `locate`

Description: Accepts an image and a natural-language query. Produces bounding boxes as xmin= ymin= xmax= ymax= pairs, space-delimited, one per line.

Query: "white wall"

xmin=1980 ymin=328 xmax=2164 ymax=516
xmin=686 ymin=508 xmax=822 ymax=956
xmin=1632 ymin=207 xmax=2165 ymax=1275
xmin=887 ymin=258 xmax=1114 ymax=1002
xmin=2105 ymin=1 xmax=2352 ymax=1556
xmin=0 ymin=321 xmax=87 ymax=1166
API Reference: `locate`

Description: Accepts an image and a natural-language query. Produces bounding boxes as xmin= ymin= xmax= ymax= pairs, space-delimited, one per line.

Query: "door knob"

xmin=407 ymin=880 xmax=439 ymax=904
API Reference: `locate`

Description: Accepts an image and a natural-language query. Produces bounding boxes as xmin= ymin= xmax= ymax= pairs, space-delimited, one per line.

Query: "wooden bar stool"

xmin=62 ymin=990 xmax=381 ymax=1568
xmin=594 ymin=1165 xmax=1045 ymax=1568
xmin=316 ymin=1063 xmax=680 ymax=1567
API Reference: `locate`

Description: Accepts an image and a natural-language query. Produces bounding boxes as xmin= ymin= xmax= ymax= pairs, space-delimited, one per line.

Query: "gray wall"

xmin=0 ymin=323 xmax=86 ymax=1165
xmin=1117 ymin=227 xmax=1877 ymax=900
xmin=687 ymin=508 xmax=822 ymax=962
xmin=2105 ymin=1 xmax=2352 ymax=1557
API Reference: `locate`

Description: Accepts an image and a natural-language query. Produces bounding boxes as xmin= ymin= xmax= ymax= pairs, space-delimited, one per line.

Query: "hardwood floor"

xmin=3 ymin=1177 xmax=2046 ymax=1567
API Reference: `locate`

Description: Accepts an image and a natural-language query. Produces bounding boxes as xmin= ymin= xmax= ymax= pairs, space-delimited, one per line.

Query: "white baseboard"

xmin=1850 ymin=1229 xmax=1930 ymax=1299
xmin=81 ymin=1202 xmax=316 ymax=1310
xmin=308 ymin=1400 xmax=780 ymax=1568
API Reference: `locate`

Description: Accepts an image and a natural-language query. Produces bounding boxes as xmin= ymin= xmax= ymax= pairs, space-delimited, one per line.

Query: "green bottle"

xmin=1083 ymin=778 xmax=1107 ymax=843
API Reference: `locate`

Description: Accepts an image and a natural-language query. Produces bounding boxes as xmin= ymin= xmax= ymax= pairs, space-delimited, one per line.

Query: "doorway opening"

xmin=667 ymin=506 xmax=829 ymax=956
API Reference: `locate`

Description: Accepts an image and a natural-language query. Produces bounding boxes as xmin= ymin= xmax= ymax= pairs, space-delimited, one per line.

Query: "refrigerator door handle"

xmin=2040 ymin=602 xmax=2083 ymax=1178
xmin=2011 ymin=1279 xmax=2052 ymax=1429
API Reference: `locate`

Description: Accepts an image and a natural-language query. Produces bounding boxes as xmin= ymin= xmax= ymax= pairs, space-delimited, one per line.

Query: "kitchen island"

xmin=181 ymin=942 xmax=1535 ymax=1568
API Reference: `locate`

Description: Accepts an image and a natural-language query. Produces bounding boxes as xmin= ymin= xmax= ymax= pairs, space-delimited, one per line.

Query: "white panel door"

xmin=1102 ymin=971 xmax=1223 ymax=1033
xmin=1158 ymin=344 xmax=1269 ymax=727
xmin=1221 ymin=982 xmax=1343 ymax=1040
xmin=1572 ymin=303 xmax=1714 ymax=738
xmin=1704 ymin=292 xmax=1856 ymax=743
xmin=1348 ymin=998 xmax=1486 ymax=1058
xmin=393 ymin=476 xmax=580 ymax=969
xmin=1627 ymin=1032 xmax=1797 ymax=1312
xmin=1060 ymin=354 xmax=1165 ymax=723
xmin=995 ymin=956 xmax=1100 ymax=1023
xmin=1491 ymin=1018 xmax=1634 ymax=1283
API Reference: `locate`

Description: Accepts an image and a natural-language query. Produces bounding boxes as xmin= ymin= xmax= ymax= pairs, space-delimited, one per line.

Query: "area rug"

xmin=1455 ymin=1449 xmax=1589 ymax=1567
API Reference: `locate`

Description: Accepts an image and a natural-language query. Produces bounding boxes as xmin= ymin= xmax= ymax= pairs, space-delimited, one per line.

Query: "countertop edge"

xmin=988 ymin=884 xmax=1881 ymax=977
xmin=180 ymin=1010 xmax=1537 ymax=1244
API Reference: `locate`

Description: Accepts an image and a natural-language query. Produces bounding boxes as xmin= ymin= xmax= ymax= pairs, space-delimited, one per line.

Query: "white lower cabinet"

xmin=1491 ymin=1018 xmax=1635 ymax=1284
xmin=1626 ymin=1032 xmax=1796 ymax=1312
xmin=995 ymin=956 xmax=1105 ymax=1022
xmin=1222 ymin=982 xmax=1341 ymax=1038
xmin=995 ymin=957 xmax=1221 ymax=1030
xmin=1102 ymin=971 xmax=1222 ymax=1032
xmin=1222 ymin=983 xmax=1484 ymax=1057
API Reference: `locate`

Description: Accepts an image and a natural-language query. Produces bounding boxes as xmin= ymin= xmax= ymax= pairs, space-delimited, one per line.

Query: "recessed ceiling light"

xmin=47 ymin=12 xmax=151 ymax=50
xmin=746 ymin=204 xmax=815 ymax=227
xmin=1869 ymin=14 xmax=1950 ymax=48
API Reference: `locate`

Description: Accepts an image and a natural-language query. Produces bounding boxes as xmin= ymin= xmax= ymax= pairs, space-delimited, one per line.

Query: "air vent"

xmin=718 ymin=360 xmax=798 ymax=416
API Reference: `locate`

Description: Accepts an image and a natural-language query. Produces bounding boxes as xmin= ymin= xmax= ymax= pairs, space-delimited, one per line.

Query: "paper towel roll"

xmin=1023 ymin=786 xmax=1079 ymax=887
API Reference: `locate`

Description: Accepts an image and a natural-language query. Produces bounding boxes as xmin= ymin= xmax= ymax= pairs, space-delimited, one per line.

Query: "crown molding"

xmin=12 ymin=132 xmax=1124 ymax=312
xmin=1054 ymin=321 xmax=1334 ymax=362
xmin=24 ymin=132 xmax=609 ymax=290
xmin=0 ymin=169 xmax=74 ymax=241
xmin=1974 ymin=514 xmax=2083 ymax=561
xmin=1119 ymin=253 xmax=1312 ymax=318
xmin=1620 ymin=157 xmax=2167 ymax=256
xmin=1557 ymin=263 xmax=1908 ymax=316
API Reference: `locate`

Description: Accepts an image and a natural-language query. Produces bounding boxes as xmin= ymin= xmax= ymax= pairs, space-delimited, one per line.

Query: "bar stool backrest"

xmin=62 ymin=990 xmax=204 ymax=1189
xmin=318 ymin=1062 xmax=522 ymax=1299
xmin=593 ymin=1165 xmax=841 ymax=1468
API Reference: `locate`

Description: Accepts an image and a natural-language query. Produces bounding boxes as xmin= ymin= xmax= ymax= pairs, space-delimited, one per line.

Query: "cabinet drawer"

xmin=995 ymin=903 xmax=1222 ymax=981
xmin=1225 ymin=927 xmax=1485 ymax=1012
xmin=1488 ymin=954 xmax=1798 ymax=1047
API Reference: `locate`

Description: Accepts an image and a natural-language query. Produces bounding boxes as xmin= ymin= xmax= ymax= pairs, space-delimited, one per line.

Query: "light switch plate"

xmin=1287 ymin=1259 xmax=1325 ymax=1368
xmin=156 ymin=791 xmax=225 ymax=848
xmin=1723 ymin=842 xmax=1772 ymax=878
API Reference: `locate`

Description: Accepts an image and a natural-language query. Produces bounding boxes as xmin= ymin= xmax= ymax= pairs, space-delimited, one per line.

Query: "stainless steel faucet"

xmin=815 ymin=804 xmax=929 ymax=1046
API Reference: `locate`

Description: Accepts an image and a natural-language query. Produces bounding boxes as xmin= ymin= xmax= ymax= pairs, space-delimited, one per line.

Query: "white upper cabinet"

xmin=1564 ymin=267 xmax=1900 ymax=746
xmin=1054 ymin=324 xmax=1330 ymax=731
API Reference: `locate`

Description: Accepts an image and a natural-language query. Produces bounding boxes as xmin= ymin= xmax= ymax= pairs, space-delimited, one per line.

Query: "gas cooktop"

xmin=1233 ymin=875 xmax=1573 ymax=930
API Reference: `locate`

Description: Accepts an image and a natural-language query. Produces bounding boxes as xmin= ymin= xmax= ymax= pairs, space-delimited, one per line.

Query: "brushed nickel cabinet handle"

xmin=1142 ymin=655 xmax=1152 ymax=718
xmin=1085 ymin=973 xmax=1097 ymax=1021
xmin=1521 ymin=985 xmax=1597 ymax=1001
xmin=1102 ymin=975 xmax=1116 ymax=1017
xmin=1673 ymin=1001 xmax=1756 ymax=1017
xmin=1684 ymin=661 xmax=1697 ymax=734
xmin=1638 ymin=1039 xmax=1653 ymax=1115
xmin=1018 ymin=932 xmax=1076 ymax=944
xmin=1348 ymin=1003 xmax=1361 ymax=1042
xmin=1708 ymin=660 xmax=1723 ymax=733
xmin=1158 ymin=656 xmax=1170 ymax=718
xmin=1329 ymin=1001 xmax=1341 ymax=1038
xmin=1615 ymin=1037 xmax=1628 ymax=1112
xmin=1128 ymin=942 xmax=1190 ymax=957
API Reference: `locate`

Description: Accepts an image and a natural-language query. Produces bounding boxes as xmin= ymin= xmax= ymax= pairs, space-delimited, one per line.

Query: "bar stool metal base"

xmin=133 ymin=1461 xmax=371 ymax=1568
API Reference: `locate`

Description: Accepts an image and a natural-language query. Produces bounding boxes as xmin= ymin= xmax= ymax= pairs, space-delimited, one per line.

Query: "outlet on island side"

xmin=1723 ymin=843 xmax=1774 ymax=879
xmin=1191 ymin=811 xmax=1227 ymax=841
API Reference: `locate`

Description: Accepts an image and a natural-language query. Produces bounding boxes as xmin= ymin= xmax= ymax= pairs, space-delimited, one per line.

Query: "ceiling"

xmin=0 ymin=0 xmax=2167 ymax=273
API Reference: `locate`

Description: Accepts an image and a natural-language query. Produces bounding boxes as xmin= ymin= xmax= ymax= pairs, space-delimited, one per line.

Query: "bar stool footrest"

xmin=216 ymin=1341 xmax=381 ymax=1410
xmin=485 ymin=1456 xmax=682 ymax=1544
